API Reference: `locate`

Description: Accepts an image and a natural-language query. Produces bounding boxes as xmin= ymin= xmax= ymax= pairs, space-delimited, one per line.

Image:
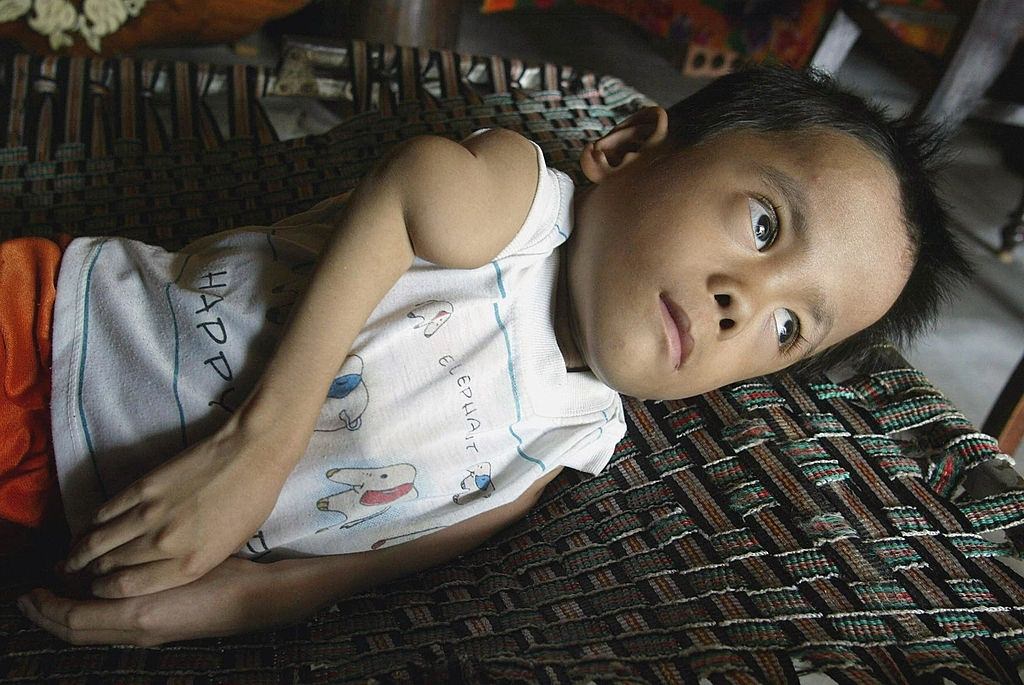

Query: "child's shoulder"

xmin=388 ymin=127 xmax=547 ymax=269
xmin=460 ymin=127 xmax=539 ymax=162
xmin=458 ymin=128 xmax=543 ymax=194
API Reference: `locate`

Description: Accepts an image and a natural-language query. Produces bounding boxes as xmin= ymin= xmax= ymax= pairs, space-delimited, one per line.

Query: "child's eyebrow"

xmin=755 ymin=163 xmax=835 ymax=352
xmin=756 ymin=163 xmax=809 ymax=247
xmin=804 ymin=298 xmax=836 ymax=356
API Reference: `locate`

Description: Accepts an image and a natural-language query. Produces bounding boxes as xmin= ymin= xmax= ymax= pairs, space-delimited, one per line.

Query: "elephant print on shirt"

xmin=316 ymin=463 xmax=418 ymax=531
xmin=315 ymin=354 xmax=369 ymax=432
xmin=452 ymin=461 xmax=495 ymax=505
xmin=407 ymin=300 xmax=453 ymax=338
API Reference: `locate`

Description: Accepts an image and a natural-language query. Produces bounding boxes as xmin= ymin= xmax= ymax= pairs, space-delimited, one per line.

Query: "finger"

xmin=18 ymin=589 xmax=138 ymax=646
xmin=84 ymin=528 xmax=175 ymax=577
xmin=91 ymin=558 xmax=202 ymax=599
xmin=66 ymin=507 xmax=150 ymax=572
xmin=91 ymin=483 xmax=147 ymax=526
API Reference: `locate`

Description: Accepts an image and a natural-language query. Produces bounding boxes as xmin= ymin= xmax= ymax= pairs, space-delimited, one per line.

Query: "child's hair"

xmin=663 ymin=65 xmax=973 ymax=376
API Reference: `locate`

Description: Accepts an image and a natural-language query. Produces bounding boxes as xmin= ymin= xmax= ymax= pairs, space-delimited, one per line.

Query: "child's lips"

xmin=659 ymin=293 xmax=694 ymax=370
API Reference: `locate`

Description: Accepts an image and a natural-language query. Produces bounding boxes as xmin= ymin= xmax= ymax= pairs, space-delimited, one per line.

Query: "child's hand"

xmin=62 ymin=420 xmax=298 ymax=598
xmin=16 ymin=557 xmax=291 ymax=646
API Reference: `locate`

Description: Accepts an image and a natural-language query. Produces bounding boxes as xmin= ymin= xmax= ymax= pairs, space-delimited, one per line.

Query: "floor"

xmin=141 ymin=1 xmax=1024 ymax=460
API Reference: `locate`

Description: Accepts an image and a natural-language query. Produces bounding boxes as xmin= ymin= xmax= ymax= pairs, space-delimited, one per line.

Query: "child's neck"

xmin=555 ymin=242 xmax=588 ymax=373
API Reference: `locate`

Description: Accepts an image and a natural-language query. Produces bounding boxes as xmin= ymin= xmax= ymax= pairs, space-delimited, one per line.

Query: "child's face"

xmin=566 ymin=110 xmax=912 ymax=400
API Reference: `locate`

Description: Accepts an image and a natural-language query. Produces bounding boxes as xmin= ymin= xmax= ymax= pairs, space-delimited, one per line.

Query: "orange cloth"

xmin=0 ymin=235 xmax=71 ymax=530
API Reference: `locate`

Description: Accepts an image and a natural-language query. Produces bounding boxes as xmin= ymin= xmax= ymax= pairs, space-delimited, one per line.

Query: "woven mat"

xmin=0 ymin=40 xmax=644 ymax=247
xmin=3 ymin=42 xmax=1024 ymax=684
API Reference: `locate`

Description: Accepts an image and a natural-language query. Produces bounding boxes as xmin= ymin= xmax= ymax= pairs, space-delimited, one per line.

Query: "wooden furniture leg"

xmin=983 ymin=352 xmax=1024 ymax=455
xmin=267 ymin=0 xmax=462 ymax=50
xmin=810 ymin=0 xmax=1024 ymax=131
xmin=918 ymin=0 xmax=1024 ymax=130
xmin=809 ymin=8 xmax=861 ymax=75
xmin=346 ymin=0 xmax=462 ymax=49
xmin=999 ymin=185 xmax=1024 ymax=262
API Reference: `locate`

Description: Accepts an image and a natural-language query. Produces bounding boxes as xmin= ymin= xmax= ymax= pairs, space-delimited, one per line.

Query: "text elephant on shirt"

xmin=316 ymin=463 xmax=419 ymax=529
xmin=315 ymin=354 xmax=369 ymax=432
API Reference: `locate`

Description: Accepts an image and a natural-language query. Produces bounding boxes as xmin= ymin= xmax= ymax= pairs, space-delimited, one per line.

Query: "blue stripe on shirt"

xmin=79 ymin=240 xmax=109 ymax=498
xmin=491 ymin=261 xmax=506 ymax=299
xmin=167 ymin=254 xmax=194 ymax=449
xmin=492 ymin=299 xmax=545 ymax=472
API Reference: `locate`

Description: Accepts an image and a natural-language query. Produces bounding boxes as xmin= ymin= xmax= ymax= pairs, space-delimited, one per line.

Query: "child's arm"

xmin=62 ymin=129 xmax=542 ymax=598
xmin=22 ymin=468 xmax=564 ymax=646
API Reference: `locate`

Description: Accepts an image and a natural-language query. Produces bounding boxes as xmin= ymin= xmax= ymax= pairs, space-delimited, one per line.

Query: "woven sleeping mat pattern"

xmin=0 ymin=41 xmax=642 ymax=247
xmin=4 ymin=45 xmax=1024 ymax=683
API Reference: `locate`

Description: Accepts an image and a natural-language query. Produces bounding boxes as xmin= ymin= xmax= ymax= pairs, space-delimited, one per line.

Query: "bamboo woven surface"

xmin=3 ymin=41 xmax=1024 ymax=684
xmin=0 ymin=38 xmax=646 ymax=247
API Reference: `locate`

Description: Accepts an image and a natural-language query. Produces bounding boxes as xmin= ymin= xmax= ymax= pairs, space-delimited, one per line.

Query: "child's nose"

xmin=712 ymin=289 xmax=755 ymax=338
xmin=709 ymin=265 xmax=783 ymax=337
xmin=714 ymin=293 xmax=736 ymax=331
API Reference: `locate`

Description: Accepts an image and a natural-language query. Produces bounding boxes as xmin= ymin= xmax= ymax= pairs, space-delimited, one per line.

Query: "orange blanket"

xmin=0 ymin=235 xmax=70 ymax=532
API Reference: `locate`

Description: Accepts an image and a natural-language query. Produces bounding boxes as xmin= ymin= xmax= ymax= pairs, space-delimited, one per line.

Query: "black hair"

xmin=664 ymin=65 xmax=972 ymax=376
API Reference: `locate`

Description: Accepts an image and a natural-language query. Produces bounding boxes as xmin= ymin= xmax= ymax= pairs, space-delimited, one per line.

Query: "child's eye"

xmin=748 ymin=197 xmax=778 ymax=251
xmin=773 ymin=308 xmax=800 ymax=347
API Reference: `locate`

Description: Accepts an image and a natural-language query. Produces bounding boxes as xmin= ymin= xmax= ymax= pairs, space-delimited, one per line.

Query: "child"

xmin=4 ymin=66 xmax=969 ymax=646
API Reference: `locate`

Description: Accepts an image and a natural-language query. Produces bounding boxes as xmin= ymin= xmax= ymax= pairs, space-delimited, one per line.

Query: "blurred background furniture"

xmin=3 ymin=39 xmax=1024 ymax=682
xmin=480 ymin=0 xmax=838 ymax=77
xmin=811 ymin=0 xmax=1024 ymax=263
xmin=1003 ymin=190 xmax=1024 ymax=261
xmin=281 ymin=0 xmax=464 ymax=50
xmin=811 ymin=0 xmax=1024 ymax=131
xmin=985 ymin=355 xmax=1024 ymax=455
xmin=0 ymin=0 xmax=310 ymax=55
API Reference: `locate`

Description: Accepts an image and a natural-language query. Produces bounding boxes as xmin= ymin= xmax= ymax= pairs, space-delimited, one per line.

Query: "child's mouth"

xmin=659 ymin=293 xmax=694 ymax=369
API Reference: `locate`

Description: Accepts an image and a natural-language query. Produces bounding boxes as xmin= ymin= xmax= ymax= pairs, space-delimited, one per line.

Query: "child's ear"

xmin=580 ymin=106 xmax=669 ymax=183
